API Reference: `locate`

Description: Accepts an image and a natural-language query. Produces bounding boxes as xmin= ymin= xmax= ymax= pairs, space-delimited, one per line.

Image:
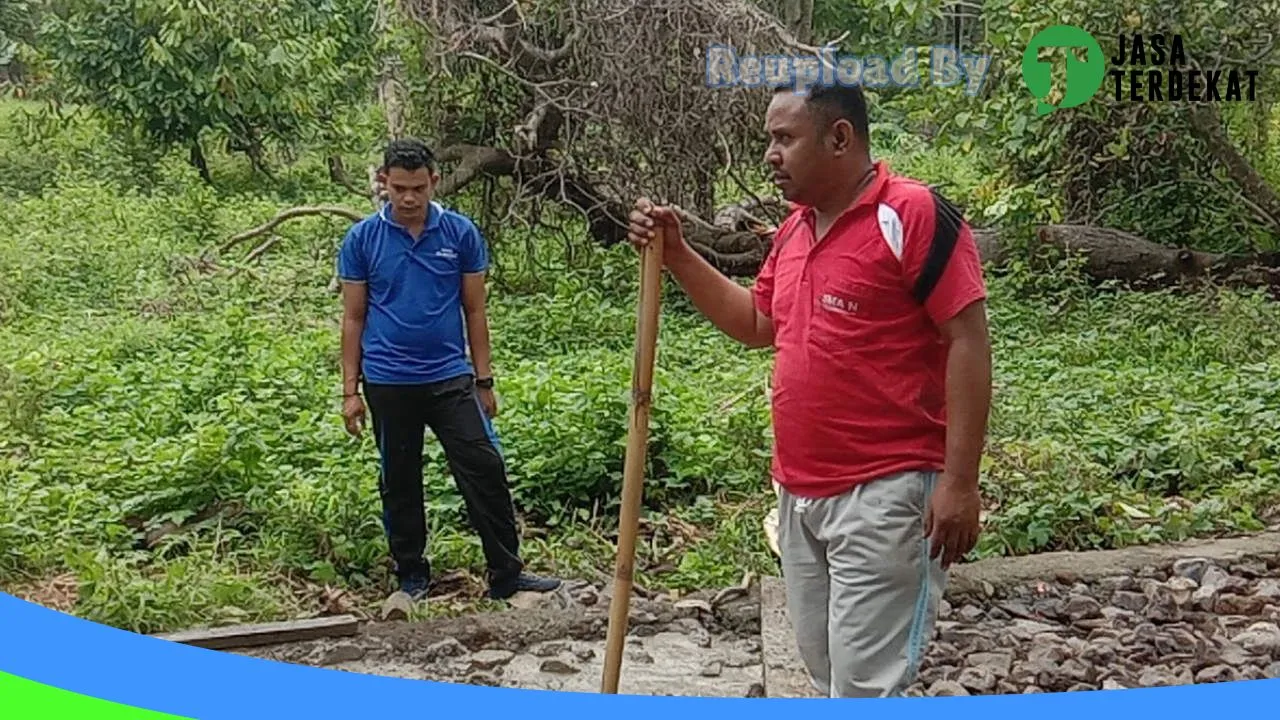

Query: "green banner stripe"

xmin=0 ymin=671 xmax=192 ymax=719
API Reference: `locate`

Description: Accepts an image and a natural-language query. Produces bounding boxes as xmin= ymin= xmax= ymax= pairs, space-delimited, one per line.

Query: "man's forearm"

xmin=341 ymin=319 xmax=363 ymax=394
xmin=666 ymin=245 xmax=769 ymax=348
xmin=465 ymin=309 xmax=494 ymax=378
xmin=942 ymin=333 xmax=991 ymax=488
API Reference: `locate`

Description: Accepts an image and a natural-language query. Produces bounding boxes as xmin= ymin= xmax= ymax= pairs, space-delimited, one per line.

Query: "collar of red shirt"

xmin=786 ymin=160 xmax=893 ymax=227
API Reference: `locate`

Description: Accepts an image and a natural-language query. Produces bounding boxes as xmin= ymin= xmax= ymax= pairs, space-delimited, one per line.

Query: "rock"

xmin=631 ymin=624 xmax=660 ymax=638
xmin=1138 ymin=667 xmax=1180 ymax=687
xmin=1217 ymin=642 xmax=1251 ymax=667
xmin=1060 ymin=658 xmax=1095 ymax=684
xmin=1233 ymin=622 xmax=1280 ymax=656
xmin=1172 ymin=558 xmax=1210 ymax=584
xmin=1217 ymin=594 xmax=1266 ymax=616
xmin=997 ymin=600 xmax=1037 ymax=619
xmin=700 ymin=660 xmax=724 ymax=677
xmin=1143 ymin=584 xmax=1182 ymax=622
xmin=468 ymin=650 xmax=515 ymax=671
xmin=745 ymin=683 xmax=766 ymax=698
xmin=424 ymin=639 xmax=468 ymax=661
xmin=1166 ymin=577 xmax=1198 ymax=606
xmin=927 ymin=680 xmax=971 ymax=696
xmin=629 ymin=609 xmax=659 ymax=624
xmin=674 ymin=599 xmax=713 ymax=615
xmin=540 ymin=659 xmax=579 ymax=675
xmin=1067 ymin=683 xmax=1096 ymax=692
xmin=1155 ymin=627 xmax=1201 ymax=656
xmin=318 ymin=643 xmax=367 ymax=666
xmin=1102 ymin=678 xmax=1128 ymax=690
xmin=987 ymin=607 xmax=1012 ymax=622
xmin=1098 ymin=575 xmax=1139 ymax=594
xmin=1194 ymin=567 xmax=1232 ymax=609
xmin=1255 ymin=580 xmax=1280 ymax=599
xmin=938 ymin=599 xmax=952 ymax=619
xmin=575 ymin=648 xmax=596 ymax=662
xmin=1033 ymin=598 xmax=1065 ymax=620
xmin=968 ymin=652 xmax=1014 ymax=678
xmin=627 ymin=649 xmax=654 ymax=664
xmin=574 ymin=586 xmax=600 ymax=606
xmin=509 ymin=587 xmax=570 ymax=610
xmin=957 ymin=667 xmax=997 ymax=692
xmin=1137 ymin=565 xmax=1163 ymax=580
xmin=465 ymin=673 xmax=499 ymax=686
xmin=1195 ymin=665 xmax=1239 ymax=683
xmin=1102 ymin=607 xmax=1138 ymax=627
xmin=719 ymin=601 xmax=761 ymax=632
xmin=1009 ymin=619 xmax=1062 ymax=638
xmin=957 ymin=604 xmax=985 ymax=622
xmin=1231 ymin=561 xmax=1268 ymax=579
xmin=1022 ymin=686 xmax=1045 ymax=694
xmin=1266 ymin=662 xmax=1280 ymax=679
xmin=1081 ymin=639 xmax=1118 ymax=666
xmin=1064 ymin=594 xmax=1103 ymax=621
xmin=937 ymin=624 xmax=996 ymax=651
xmin=1027 ymin=639 xmax=1068 ymax=666
xmin=380 ymin=591 xmax=415 ymax=621
xmin=688 ymin=625 xmax=713 ymax=649
xmin=531 ymin=641 xmax=570 ymax=657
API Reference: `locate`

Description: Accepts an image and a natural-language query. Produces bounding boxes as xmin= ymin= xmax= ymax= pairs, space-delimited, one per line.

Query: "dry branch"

xmin=213 ymin=206 xmax=365 ymax=257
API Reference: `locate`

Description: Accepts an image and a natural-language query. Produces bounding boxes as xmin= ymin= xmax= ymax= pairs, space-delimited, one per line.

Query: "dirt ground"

xmin=236 ymin=580 xmax=768 ymax=697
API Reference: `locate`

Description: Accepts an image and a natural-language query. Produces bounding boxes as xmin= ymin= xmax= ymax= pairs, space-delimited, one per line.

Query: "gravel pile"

xmin=905 ymin=555 xmax=1280 ymax=695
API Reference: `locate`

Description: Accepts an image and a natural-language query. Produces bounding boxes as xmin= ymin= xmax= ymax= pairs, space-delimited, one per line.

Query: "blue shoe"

xmin=400 ymin=573 xmax=430 ymax=601
xmin=489 ymin=572 xmax=561 ymax=600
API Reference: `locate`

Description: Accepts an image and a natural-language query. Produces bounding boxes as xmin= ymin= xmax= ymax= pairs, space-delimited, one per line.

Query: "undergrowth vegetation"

xmin=3 ymin=98 xmax=1280 ymax=634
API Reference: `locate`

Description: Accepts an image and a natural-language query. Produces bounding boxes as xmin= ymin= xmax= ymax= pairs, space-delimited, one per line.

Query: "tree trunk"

xmin=1186 ymin=104 xmax=1280 ymax=238
xmin=781 ymin=0 xmax=814 ymax=45
xmin=1024 ymin=224 xmax=1280 ymax=293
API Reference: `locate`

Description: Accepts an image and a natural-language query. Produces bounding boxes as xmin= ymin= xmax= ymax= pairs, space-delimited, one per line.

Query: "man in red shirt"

xmin=627 ymin=81 xmax=991 ymax=698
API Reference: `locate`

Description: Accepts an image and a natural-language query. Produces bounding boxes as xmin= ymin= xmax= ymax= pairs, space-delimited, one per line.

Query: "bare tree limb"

xmin=212 ymin=206 xmax=365 ymax=258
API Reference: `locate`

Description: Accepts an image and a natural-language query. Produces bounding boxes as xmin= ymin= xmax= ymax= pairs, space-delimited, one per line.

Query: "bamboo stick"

xmin=600 ymin=227 xmax=664 ymax=695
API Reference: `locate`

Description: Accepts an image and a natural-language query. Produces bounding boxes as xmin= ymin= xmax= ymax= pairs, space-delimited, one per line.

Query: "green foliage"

xmin=29 ymin=0 xmax=379 ymax=177
xmin=5 ymin=0 xmax=1280 ymax=633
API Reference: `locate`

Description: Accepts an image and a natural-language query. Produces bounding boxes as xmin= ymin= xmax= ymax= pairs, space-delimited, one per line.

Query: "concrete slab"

xmin=760 ymin=576 xmax=821 ymax=698
xmin=947 ymin=530 xmax=1280 ymax=598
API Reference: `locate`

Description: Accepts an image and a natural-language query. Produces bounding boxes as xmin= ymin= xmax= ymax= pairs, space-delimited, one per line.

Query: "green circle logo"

xmin=1021 ymin=24 xmax=1107 ymax=115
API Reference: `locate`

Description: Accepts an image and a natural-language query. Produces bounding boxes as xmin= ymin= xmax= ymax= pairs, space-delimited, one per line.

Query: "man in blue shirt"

xmin=337 ymin=138 xmax=561 ymax=602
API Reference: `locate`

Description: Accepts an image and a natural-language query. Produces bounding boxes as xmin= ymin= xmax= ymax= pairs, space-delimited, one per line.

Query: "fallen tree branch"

xmin=213 ymin=206 xmax=365 ymax=258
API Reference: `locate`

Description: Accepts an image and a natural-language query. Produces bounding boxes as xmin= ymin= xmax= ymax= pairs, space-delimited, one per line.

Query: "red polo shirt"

xmin=752 ymin=162 xmax=987 ymax=498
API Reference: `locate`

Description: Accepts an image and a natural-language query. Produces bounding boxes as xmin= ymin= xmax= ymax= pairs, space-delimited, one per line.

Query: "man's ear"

xmin=830 ymin=120 xmax=854 ymax=155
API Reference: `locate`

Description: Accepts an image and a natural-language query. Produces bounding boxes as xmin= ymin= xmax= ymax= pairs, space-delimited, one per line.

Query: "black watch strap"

xmin=475 ymin=376 xmax=494 ymax=389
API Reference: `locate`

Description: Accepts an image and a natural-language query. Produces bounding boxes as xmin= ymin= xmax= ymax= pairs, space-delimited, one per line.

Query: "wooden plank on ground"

xmin=759 ymin=576 xmax=822 ymax=698
xmin=154 ymin=614 xmax=361 ymax=650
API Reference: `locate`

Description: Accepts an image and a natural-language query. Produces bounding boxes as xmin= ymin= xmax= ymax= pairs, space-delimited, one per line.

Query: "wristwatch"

xmin=475 ymin=376 xmax=494 ymax=389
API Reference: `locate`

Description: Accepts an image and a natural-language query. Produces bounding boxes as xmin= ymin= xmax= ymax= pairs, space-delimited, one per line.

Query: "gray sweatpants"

xmin=777 ymin=470 xmax=947 ymax=698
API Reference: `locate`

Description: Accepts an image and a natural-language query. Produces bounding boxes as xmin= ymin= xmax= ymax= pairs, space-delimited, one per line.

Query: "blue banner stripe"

xmin=2 ymin=592 xmax=1279 ymax=718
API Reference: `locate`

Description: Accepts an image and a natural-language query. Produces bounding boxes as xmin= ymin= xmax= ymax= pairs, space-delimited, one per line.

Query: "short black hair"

xmin=773 ymin=81 xmax=870 ymax=146
xmin=382 ymin=137 xmax=436 ymax=172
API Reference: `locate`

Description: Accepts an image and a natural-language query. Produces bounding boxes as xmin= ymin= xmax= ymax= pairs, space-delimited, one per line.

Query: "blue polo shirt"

xmin=337 ymin=201 xmax=489 ymax=385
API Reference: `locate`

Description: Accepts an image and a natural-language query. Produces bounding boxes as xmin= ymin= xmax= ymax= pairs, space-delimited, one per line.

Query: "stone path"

xmin=227 ymin=531 xmax=1280 ymax=697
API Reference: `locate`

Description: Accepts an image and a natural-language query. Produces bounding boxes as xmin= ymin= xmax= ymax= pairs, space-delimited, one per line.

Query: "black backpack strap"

xmin=910 ymin=186 xmax=965 ymax=305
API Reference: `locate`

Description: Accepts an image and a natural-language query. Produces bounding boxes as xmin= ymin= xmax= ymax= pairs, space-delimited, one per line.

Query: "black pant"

xmin=363 ymin=374 xmax=523 ymax=587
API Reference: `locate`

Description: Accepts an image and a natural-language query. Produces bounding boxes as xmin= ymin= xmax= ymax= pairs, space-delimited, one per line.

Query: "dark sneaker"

xmin=400 ymin=573 xmax=430 ymax=601
xmin=489 ymin=572 xmax=562 ymax=600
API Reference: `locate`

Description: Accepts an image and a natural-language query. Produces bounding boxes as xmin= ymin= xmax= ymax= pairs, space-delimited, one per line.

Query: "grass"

xmin=2 ymin=98 xmax=1279 ymax=634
